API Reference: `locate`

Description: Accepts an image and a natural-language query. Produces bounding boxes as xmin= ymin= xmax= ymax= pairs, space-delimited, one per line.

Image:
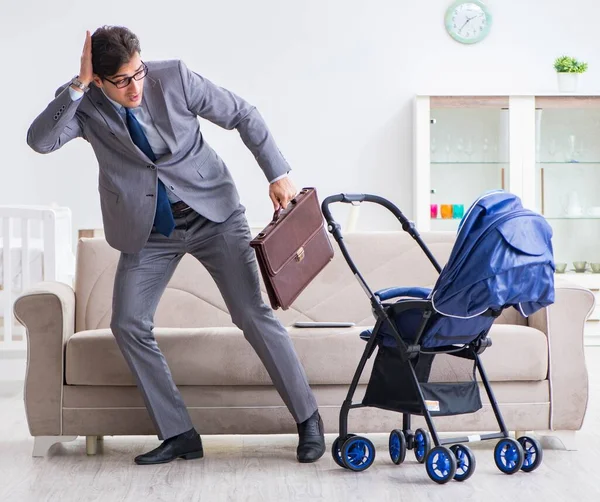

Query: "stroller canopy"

xmin=374 ymin=190 xmax=555 ymax=349
xmin=431 ymin=190 xmax=555 ymax=319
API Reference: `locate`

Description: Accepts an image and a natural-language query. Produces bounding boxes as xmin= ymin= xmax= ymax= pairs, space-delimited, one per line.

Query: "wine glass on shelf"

xmin=574 ymin=137 xmax=584 ymax=163
xmin=566 ymin=135 xmax=579 ymax=163
xmin=445 ymin=134 xmax=452 ymax=162
xmin=464 ymin=137 xmax=474 ymax=162
xmin=430 ymin=137 xmax=437 ymax=163
xmin=482 ymin=137 xmax=489 ymax=163
xmin=456 ymin=137 xmax=464 ymax=162
xmin=547 ymin=139 xmax=557 ymax=162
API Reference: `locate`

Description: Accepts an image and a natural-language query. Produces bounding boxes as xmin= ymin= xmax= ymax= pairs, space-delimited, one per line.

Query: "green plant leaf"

xmin=554 ymin=55 xmax=588 ymax=73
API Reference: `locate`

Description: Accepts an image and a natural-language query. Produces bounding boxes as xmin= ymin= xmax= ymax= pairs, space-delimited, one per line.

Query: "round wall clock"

xmin=445 ymin=1 xmax=492 ymax=44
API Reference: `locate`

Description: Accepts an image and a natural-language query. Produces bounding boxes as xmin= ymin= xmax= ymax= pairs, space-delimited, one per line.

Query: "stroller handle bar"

xmin=321 ymin=193 xmax=442 ymax=275
xmin=322 ymin=193 xmax=411 ymax=229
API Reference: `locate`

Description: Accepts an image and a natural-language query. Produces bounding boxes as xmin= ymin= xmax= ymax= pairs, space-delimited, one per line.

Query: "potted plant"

xmin=554 ymin=56 xmax=588 ymax=92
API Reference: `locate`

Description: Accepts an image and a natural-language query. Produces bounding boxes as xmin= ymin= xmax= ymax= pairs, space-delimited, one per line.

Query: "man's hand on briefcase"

xmin=250 ymin=187 xmax=334 ymax=310
xmin=269 ymin=177 xmax=298 ymax=211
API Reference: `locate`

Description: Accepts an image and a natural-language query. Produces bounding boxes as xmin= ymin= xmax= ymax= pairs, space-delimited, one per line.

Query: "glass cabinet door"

xmin=535 ymin=97 xmax=600 ymax=271
xmin=429 ymin=97 xmax=510 ymax=231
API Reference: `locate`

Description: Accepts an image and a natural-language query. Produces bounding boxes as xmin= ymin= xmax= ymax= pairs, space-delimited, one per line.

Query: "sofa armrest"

xmin=528 ymin=279 xmax=595 ymax=430
xmin=13 ymin=281 xmax=75 ymax=436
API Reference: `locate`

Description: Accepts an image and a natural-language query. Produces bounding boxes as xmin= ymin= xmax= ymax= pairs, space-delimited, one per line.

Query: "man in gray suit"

xmin=27 ymin=26 xmax=325 ymax=465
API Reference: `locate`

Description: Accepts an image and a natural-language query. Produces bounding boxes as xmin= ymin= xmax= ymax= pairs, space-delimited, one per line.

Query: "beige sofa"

xmin=14 ymin=231 xmax=594 ymax=457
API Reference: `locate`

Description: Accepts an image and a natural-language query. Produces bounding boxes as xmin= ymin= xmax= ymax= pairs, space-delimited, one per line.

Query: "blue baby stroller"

xmin=321 ymin=190 xmax=554 ymax=484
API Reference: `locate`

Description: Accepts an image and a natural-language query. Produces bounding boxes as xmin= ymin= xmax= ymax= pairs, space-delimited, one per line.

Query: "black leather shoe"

xmin=134 ymin=428 xmax=204 ymax=465
xmin=296 ymin=410 xmax=325 ymax=463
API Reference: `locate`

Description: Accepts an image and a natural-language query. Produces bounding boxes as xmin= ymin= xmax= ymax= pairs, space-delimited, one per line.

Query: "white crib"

xmin=0 ymin=205 xmax=75 ymax=355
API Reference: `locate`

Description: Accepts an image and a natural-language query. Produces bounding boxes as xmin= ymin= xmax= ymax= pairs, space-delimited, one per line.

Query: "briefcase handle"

xmin=271 ymin=208 xmax=283 ymax=223
xmin=270 ymin=189 xmax=308 ymax=223
xmin=271 ymin=203 xmax=293 ymax=223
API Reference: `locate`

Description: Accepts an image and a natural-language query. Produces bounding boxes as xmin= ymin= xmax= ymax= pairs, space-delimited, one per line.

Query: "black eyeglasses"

xmin=104 ymin=62 xmax=148 ymax=89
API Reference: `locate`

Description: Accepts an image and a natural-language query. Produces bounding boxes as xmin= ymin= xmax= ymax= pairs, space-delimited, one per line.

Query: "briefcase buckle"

xmin=295 ymin=247 xmax=305 ymax=262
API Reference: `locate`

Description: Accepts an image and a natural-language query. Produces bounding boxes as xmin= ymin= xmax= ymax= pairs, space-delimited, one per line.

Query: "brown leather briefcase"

xmin=249 ymin=187 xmax=334 ymax=310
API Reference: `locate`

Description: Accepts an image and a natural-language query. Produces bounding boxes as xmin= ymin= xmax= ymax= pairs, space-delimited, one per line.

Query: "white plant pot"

xmin=557 ymin=72 xmax=580 ymax=93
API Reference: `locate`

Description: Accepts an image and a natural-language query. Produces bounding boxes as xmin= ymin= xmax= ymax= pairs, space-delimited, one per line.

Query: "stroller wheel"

xmin=494 ymin=438 xmax=524 ymax=474
xmin=389 ymin=429 xmax=407 ymax=465
xmin=450 ymin=444 xmax=476 ymax=481
xmin=341 ymin=436 xmax=376 ymax=472
xmin=425 ymin=446 xmax=457 ymax=484
xmin=517 ymin=435 xmax=543 ymax=473
xmin=332 ymin=434 xmax=355 ymax=469
xmin=413 ymin=428 xmax=431 ymax=464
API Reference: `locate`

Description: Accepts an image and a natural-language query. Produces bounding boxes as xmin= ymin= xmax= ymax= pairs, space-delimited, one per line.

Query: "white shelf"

xmin=417 ymin=92 xmax=600 ymax=98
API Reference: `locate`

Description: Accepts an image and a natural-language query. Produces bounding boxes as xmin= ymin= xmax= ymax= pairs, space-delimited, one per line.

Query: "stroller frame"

xmin=322 ymin=193 xmax=541 ymax=483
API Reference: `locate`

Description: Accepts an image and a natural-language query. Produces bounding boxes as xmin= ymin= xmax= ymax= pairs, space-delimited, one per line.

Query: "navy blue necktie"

xmin=125 ymin=108 xmax=175 ymax=237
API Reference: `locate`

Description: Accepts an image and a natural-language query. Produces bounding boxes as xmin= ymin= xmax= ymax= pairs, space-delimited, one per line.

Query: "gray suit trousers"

xmin=110 ymin=205 xmax=318 ymax=440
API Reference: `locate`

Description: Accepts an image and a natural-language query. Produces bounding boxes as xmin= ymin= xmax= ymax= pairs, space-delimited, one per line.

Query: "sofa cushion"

xmin=65 ymin=324 xmax=548 ymax=386
xmin=74 ymin=235 xmax=528 ymax=334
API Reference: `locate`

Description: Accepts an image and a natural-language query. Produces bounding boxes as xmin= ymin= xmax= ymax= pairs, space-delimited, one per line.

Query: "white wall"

xmin=2 ymin=0 xmax=599 ymax=238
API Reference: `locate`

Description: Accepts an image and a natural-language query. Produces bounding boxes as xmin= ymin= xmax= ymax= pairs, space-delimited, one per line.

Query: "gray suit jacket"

xmin=27 ymin=60 xmax=290 ymax=253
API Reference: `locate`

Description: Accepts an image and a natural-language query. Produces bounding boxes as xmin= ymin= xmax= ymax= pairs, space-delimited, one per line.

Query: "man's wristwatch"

xmin=70 ymin=76 xmax=90 ymax=93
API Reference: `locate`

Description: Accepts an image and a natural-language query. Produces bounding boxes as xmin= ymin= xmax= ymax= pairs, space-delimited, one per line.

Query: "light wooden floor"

xmin=1 ymin=349 xmax=600 ymax=502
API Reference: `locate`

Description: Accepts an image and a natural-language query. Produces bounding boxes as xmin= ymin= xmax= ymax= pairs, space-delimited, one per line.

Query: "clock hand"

xmin=459 ymin=18 xmax=471 ymax=32
xmin=458 ymin=13 xmax=483 ymax=33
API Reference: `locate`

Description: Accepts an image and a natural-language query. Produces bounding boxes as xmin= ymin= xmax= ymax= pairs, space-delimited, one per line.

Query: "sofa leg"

xmin=97 ymin=436 xmax=104 ymax=441
xmin=86 ymin=436 xmax=98 ymax=455
xmin=32 ymin=436 xmax=77 ymax=457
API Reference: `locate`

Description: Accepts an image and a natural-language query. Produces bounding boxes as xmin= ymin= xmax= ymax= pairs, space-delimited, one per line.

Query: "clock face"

xmin=445 ymin=1 xmax=492 ymax=44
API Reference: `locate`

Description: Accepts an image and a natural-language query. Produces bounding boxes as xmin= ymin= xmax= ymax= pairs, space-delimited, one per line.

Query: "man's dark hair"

xmin=91 ymin=26 xmax=141 ymax=79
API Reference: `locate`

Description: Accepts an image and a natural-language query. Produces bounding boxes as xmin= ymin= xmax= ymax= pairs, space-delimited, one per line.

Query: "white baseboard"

xmin=0 ymin=346 xmax=27 ymax=359
xmin=0 ymin=357 xmax=26 ymax=384
xmin=584 ymin=335 xmax=600 ymax=347
xmin=0 ymin=322 xmax=27 ymax=360
xmin=0 ymin=379 xmax=23 ymax=396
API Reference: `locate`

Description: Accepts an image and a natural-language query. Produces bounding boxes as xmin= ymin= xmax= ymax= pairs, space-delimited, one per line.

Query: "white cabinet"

xmin=414 ymin=94 xmax=600 ymax=345
xmin=414 ymin=95 xmax=536 ymax=231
